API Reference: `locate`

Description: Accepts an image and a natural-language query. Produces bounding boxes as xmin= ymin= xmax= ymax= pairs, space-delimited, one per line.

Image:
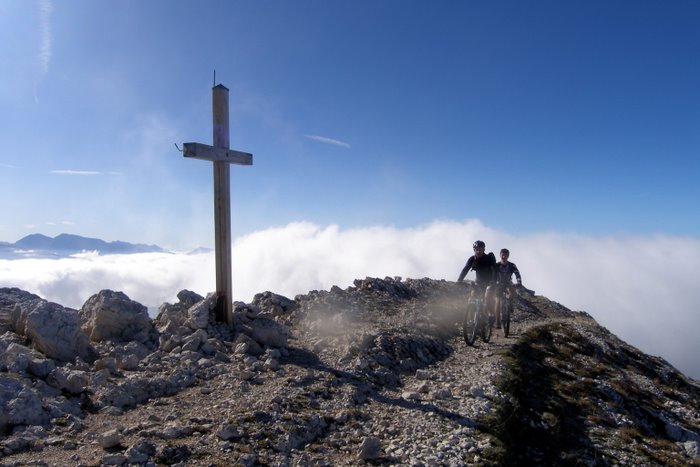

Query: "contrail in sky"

xmin=51 ymin=170 xmax=121 ymax=176
xmin=305 ymin=134 xmax=351 ymax=149
xmin=39 ymin=0 xmax=53 ymax=77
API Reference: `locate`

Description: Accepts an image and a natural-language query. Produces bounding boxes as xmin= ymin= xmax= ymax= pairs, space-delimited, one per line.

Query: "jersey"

xmin=458 ymin=252 xmax=496 ymax=285
xmin=496 ymin=261 xmax=522 ymax=286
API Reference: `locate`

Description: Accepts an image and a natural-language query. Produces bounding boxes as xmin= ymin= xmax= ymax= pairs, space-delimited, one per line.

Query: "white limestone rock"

xmin=99 ymin=428 xmax=122 ymax=449
xmin=185 ymin=293 xmax=216 ymax=330
xmin=23 ymin=301 xmax=95 ymax=363
xmin=249 ymin=317 xmax=289 ymax=348
xmin=80 ymin=290 xmax=154 ymax=344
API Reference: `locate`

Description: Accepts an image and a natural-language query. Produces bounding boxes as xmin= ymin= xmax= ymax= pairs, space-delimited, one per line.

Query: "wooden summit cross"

xmin=182 ymin=84 xmax=253 ymax=326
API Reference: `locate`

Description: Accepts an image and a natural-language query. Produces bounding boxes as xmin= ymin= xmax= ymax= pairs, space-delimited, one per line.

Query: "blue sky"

xmin=2 ymin=0 xmax=699 ymax=247
xmin=1 ymin=1 xmax=700 ymax=379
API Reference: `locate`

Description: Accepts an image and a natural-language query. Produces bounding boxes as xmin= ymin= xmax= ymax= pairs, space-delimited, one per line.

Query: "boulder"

xmin=47 ymin=367 xmax=89 ymax=394
xmin=6 ymin=388 xmax=49 ymax=427
xmin=154 ymin=302 xmax=187 ymax=335
xmin=0 ymin=331 xmax=24 ymax=356
xmin=0 ymin=289 xmax=43 ymax=329
xmin=0 ymin=377 xmax=24 ymax=434
xmin=80 ymin=290 xmax=154 ymax=343
xmin=154 ymin=291 xmax=215 ymax=335
xmin=2 ymin=288 xmax=97 ymax=362
xmin=99 ymin=428 xmax=123 ymax=449
xmin=233 ymin=333 xmax=264 ymax=356
xmin=0 ymin=293 xmax=96 ymax=363
xmin=185 ymin=294 xmax=217 ymax=330
xmin=27 ymin=302 xmax=96 ymax=362
xmin=249 ymin=317 xmax=288 ymax=348
xmin=358 ymin=436 xmax=382 ymax=460
xmin=1 ymin=343 xmax=55 ymax=380
xmin=252 ymin=292 xmax=298 ymax=317
xmin=176 ymin=289 xmax=204 ymax=308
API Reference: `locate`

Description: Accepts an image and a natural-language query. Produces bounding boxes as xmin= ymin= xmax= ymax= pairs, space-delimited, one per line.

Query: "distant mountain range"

xmin=0 ymin=234 xmax=165 ymax=258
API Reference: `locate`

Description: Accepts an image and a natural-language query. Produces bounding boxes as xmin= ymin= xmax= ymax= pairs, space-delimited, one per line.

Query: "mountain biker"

xmin=494 ymin=248 xmax=522 ymax=328
xmin=457 ymin=240 xmax=497 ymax=321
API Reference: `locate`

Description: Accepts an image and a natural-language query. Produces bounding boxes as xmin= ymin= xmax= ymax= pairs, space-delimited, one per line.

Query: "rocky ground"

xmin=1 ymin=278 xmax=699 ymax=466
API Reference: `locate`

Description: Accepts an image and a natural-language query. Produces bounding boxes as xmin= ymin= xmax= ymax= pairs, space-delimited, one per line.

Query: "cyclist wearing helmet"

xmin=494 ymin=248 xmax=522 ymax=328
xmin=457 ymin=240 xmax=497 ymax=322
xmin=496 ymin=248 xmax=522 ymax=288
xmin=457 ymin=240 xmax=497 ymax=286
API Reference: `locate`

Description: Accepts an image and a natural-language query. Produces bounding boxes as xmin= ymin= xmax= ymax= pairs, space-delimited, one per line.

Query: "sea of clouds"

xmin=1 ymin=219 xmax=699 ymax=380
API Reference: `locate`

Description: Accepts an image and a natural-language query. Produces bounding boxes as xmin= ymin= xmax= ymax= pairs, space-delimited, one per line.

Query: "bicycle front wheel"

xmin=463 ymin=301 xmax=478 ymax=346
xmin=503 ymin=300 xmax=511 ymax=337
xmin=481 ymin=305 xmax=492 ymax=343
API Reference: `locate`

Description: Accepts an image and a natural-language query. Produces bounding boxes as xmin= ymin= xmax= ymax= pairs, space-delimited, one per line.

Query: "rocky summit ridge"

xmin=0 ymin=278 xmax=698 ymax=466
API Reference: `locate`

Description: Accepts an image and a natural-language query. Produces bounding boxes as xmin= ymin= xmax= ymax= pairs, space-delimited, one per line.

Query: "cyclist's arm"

xmin=457 ymin=256 xmax=474 ymax=282
xmin=457 ymin=265 xmax=470 ymax=282
xmin=511 ymin=262 xmax=522 ymax=285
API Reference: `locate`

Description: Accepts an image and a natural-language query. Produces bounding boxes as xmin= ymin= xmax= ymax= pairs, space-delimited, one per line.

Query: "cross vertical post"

xmin=212 ymin=85 xmax=233 ymax=324
xmin=182 ymin=84 xmax=253 ymax=326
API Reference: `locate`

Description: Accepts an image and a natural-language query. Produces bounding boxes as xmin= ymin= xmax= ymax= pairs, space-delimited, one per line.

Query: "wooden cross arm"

xmin=183 ymin=142 xmax=253 ymax=165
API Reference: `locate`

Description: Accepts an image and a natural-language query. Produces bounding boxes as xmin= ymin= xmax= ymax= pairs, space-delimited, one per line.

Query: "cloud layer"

xmin=1 ymin=220 xmax=699 ymax=380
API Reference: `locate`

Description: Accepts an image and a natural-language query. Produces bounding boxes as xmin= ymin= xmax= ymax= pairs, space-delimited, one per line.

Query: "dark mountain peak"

xmin=14 ymin=233 xmax=54 ymax=249
xmin=7 ymin=233 xmax=164 ymax=256
xmin=54 ymin=233 xmax=92 ymax=242
xmin=52 ymin=234 xmax=108 ymax=251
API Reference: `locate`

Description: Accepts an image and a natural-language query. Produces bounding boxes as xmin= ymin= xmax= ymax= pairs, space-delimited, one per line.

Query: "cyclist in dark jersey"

xmin=457 ymin=240 xmax=497 ymax=321
xmin=457 ymin=240 xmax=497 ymax=285
xmin=494 ymin=248 xmax=522 ymax=328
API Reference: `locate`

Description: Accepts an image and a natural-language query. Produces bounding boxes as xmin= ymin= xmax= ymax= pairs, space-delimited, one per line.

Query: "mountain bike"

xmin=463 ymin=286 xmax=492 ymax=346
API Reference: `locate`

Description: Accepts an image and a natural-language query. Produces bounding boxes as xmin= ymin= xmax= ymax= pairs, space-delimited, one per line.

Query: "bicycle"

xmin=463 ymin=285 xmax=492 ymax=346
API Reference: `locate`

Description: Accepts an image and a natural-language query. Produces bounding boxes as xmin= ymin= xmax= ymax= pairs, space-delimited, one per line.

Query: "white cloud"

xmin=44 ymin=220 xmax=74 ymax=227
xmin=0 ymin=220 xmax=698 ymax=380
xmin=304 ymin=134 xmax=351 ymax=149
xmin=0 ymin=251 xmax=214 ymax=314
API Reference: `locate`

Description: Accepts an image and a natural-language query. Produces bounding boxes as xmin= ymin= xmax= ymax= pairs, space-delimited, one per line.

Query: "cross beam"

xmin=183 ymin=143 xmax=252 ymax=165
xmin=182 ymin=84 xmax=253 ymax=326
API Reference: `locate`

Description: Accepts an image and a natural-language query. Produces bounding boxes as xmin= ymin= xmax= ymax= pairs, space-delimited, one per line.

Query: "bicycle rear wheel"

xmin=463 ymin=301 xmax=478 ymax=346
xmin=502 ymin=299 xmax=511 ymax=337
